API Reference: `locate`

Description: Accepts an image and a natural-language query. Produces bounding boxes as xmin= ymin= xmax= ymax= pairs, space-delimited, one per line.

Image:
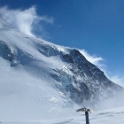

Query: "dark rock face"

xmin=53 ymin=49 xmax=123 ymax=105
xmin=36 ymin=43 xmax=60 ymax=57
xmin=0 ymin=40 xmax=14 ymax=61
xmin=0 ymin=40 xmax=36 ymax=66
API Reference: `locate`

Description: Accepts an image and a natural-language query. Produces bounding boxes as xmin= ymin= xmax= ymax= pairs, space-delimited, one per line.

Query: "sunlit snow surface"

xmin=1 ymin=107 xmax=124 ymax=124
xmin=0 ymin=19 xmax=77 ymax=122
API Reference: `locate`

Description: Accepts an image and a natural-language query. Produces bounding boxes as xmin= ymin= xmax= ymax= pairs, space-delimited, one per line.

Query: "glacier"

xmin=0 ymin=18 xmax=124 ymax=123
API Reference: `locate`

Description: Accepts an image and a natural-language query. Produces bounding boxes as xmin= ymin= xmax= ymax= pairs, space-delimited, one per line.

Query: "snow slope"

xmin=0 ymin=18 xmax=124 ymax=123
xmin=1 ymin=107 xmax=124 ymax=124
xmin=0 ymin=19 xmax=73 ymax=121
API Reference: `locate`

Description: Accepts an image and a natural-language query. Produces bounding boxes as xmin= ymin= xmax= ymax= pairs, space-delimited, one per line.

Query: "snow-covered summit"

xmin=0 ymin=18 xmax=123 ymax=121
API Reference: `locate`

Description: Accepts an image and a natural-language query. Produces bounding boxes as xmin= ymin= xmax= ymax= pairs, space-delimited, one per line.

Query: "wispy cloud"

xmin=0 ymin=6 xmax=54 ymax=38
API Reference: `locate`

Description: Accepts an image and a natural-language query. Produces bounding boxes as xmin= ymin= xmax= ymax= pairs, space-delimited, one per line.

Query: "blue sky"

xmin=0 ymin=0 xmax=124 ymax=85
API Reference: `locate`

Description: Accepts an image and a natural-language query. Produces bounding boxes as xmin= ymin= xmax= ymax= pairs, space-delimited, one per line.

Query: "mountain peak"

xmin=0 ymin=18 xmax=123 ymax=121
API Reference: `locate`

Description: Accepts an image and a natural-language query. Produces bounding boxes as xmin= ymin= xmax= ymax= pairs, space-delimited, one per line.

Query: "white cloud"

xmin=0 ymin=6 xmax=54 ymax=38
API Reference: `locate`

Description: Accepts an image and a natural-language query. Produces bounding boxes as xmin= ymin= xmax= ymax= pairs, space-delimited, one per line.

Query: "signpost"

xmin=77 ymin=107 xmax=93 ymax=124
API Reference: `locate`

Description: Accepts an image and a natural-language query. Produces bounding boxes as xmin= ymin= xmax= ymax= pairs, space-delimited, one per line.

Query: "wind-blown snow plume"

xmin=80 ymin=49 xmax=124 ymax=90
xmin=110 ymin=75 xmax=124 ymax=87
xmin=0 ymin=6 xmax=54 ymax=38
xmin=80 ymin=49 xmax=104 ymax=68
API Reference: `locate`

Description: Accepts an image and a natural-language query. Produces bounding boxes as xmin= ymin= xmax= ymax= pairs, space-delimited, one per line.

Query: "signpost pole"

xmin=85 ymin=111 xmax=90 ymax=124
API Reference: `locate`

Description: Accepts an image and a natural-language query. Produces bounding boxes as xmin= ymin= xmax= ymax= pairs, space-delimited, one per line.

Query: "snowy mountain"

xmin=0 ymin=18 xmax=124 ymax=122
